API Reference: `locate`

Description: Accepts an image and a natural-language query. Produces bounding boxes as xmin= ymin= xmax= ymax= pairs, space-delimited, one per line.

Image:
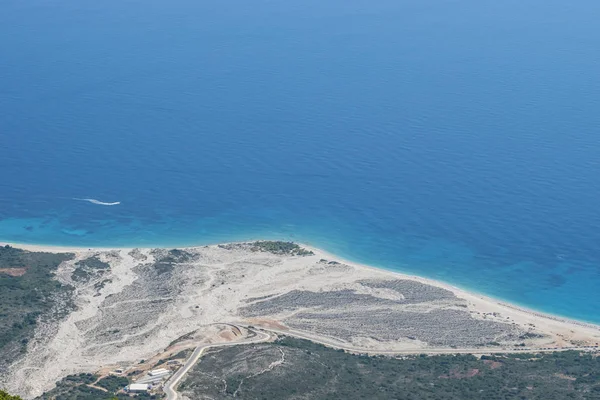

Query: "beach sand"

xmin=303 ymin=244 xmax=600 ymax=345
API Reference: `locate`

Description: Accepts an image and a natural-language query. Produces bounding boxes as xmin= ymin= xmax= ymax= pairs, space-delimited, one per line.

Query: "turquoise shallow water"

xmin=1 ymin=0 xmax=600 ymax=324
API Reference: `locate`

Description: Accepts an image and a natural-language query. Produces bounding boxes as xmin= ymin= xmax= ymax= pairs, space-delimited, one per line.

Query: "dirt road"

xmin=164 ymin=328 xmax=271 ymax=400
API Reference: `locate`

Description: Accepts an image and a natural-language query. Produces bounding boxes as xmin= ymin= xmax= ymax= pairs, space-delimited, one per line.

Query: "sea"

xmin=1 ymin=0 xmax=599 ymax=324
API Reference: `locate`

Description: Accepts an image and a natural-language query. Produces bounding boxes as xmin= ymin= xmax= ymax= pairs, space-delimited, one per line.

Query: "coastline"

xmin=5 ymin=239 xmax=600 ymax=398
xmin=301 ymin=244 xmax=600 ymax=332
xmin=2 ymin=239 xmax=600 ymax=334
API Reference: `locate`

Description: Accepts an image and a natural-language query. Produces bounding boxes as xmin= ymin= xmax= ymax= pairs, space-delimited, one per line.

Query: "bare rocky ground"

xmin=4 ymin=242 xmax=595 ymax=399
xmin=241 ymin=279 xmax=523 ymax=348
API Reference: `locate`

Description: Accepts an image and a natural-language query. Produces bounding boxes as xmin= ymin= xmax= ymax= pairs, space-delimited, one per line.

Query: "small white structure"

xmin=136 ymin=375 xmax=166 ymax=385
xmin=149 ymin=368 xmax=170 ymax=377
xmin=128 ymin=383 xmax=150 ymax=392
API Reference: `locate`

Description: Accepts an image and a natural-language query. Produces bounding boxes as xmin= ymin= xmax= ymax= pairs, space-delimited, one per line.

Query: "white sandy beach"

xmin=3 ymin=240 xmax=599 ymax=339
xmin=301 ymin=244 xmax=600 ymax=341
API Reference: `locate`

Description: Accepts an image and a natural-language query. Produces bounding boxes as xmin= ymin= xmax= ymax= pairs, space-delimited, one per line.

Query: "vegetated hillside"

xmin=180 ymin=337 xmax=600 ymax=400
xmin=0 ymin=246 xmax=74 ymax=370
xmin=35 ymin=374 xmax=158 ymax=400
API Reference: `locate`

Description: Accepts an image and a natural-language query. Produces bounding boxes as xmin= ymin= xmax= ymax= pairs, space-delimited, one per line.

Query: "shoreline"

xmin=5 ymin=238 xmax=600 ymax=397
xmin=301 ymin=244 xmax=600 ymax=332
xmin=2 ymin=239 xmax=600 ymax=333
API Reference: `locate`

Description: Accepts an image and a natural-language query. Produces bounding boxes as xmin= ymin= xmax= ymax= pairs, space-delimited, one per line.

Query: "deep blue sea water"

xmin=1 ymin=0 xmax=599 ymax=324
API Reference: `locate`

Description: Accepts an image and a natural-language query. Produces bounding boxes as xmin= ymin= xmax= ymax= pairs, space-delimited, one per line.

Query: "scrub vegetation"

xmin=0 ymin=390 xmax=23 ymax=400
xmin=71 ymin=256 xmax=110 ymax=282
xmin=180 ymin=337 xmax=600 ymax=400
xmin=35 ymin=374 xmax=157 ymax=400
xmin=0 ymin=245 xmax=74 ymax=371
xmin=250 ymin=241 xmax=314 ymax=256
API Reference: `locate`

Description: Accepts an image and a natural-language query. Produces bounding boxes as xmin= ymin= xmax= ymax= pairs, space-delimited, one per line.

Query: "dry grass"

xmin=0 ymin=267 xmax=27 ymax=276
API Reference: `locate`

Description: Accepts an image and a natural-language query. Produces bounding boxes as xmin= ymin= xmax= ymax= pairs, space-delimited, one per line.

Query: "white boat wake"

xmin=73 ymin=198 xmax=121 ymax=206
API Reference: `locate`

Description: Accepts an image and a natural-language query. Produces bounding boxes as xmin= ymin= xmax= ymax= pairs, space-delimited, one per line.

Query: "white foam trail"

xmin=73 ymin=198 xmax=121 ymax=206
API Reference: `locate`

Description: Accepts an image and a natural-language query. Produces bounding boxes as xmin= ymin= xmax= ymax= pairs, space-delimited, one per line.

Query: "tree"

xmin=0 ymin=390 xmax=23 ymax=400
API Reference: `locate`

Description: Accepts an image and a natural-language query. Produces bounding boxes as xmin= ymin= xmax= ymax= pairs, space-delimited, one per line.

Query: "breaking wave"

xmin=73 ymin=198 xmax=121 ymax=206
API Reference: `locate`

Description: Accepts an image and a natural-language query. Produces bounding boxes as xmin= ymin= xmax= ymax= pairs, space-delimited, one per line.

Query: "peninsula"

xmin=1 ymin=241 xmax=599 ymax=399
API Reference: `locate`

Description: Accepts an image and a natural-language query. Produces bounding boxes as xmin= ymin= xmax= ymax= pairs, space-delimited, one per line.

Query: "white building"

xmin=149 ymin=368 xmax=170 ymax=377
xmin=128 ymin=383 xmax=150 ymax=392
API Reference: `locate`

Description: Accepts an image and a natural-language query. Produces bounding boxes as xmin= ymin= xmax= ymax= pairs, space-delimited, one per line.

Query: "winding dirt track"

xmin=164 ymin=328 xmax=272 ymax=400
xmin=251 ymin=324 xmax=600 ymax=356
xmin=163 ymin=322 xmax=598 ymax=400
